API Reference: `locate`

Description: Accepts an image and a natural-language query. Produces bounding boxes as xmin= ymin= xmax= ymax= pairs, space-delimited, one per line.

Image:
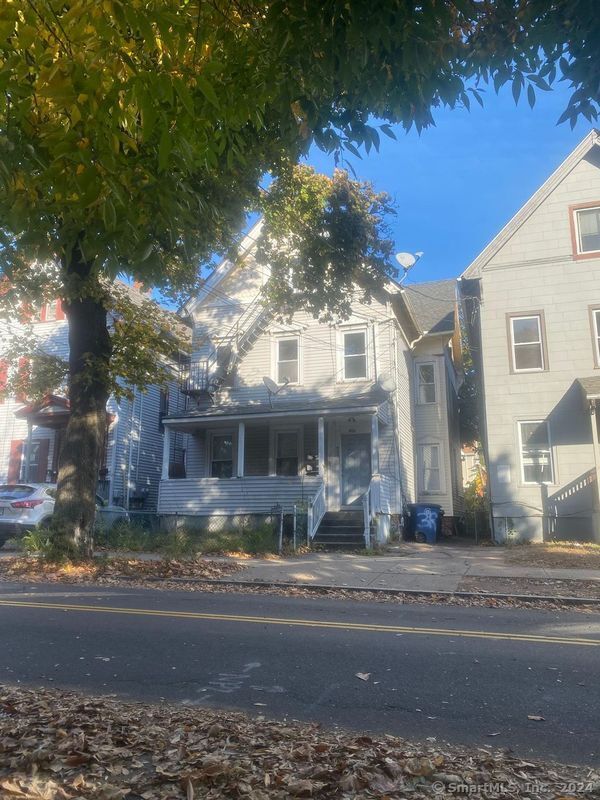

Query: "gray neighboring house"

xmin=461 ymin=128 xmax=600 ymax=543
xmin=158 ymin=224 xmax=464 ymax=545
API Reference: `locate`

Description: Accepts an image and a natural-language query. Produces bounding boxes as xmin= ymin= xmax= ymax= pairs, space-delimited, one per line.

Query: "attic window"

xmin=573 ymin=205 xmax=600 ymax=256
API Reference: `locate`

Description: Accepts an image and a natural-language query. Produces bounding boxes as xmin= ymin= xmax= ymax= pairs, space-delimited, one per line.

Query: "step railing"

xmin=307 ymin=483 xmax=326 ymax=541
xmin=362 ymin=485 xmax=372 ymax=549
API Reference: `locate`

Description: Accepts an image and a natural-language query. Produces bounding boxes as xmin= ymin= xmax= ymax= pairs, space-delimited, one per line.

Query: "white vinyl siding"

xmin=416 ymin=362 xmax=436 ymax=404
xmin=510 ymin=315 xmax=544 ymax=372
xmin=518 ymin=420 xmax=554 ymax=485
xmin=575 ymin=206 xmax=600 ymax=254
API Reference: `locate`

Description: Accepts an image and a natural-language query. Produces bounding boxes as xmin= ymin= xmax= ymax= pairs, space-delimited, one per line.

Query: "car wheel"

xmin=39 ymin=517 xmax=52 ymax=529
xmin=415 ymin=531 xmax=426 ymax=543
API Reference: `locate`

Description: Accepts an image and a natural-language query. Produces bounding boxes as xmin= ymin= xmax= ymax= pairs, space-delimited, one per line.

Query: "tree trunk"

xmin=53 ymin=246 xmax=112 ymax=559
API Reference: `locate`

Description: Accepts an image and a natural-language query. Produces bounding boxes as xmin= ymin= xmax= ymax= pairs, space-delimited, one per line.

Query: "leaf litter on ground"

xmin=0 ymin=685 xmax=598 ymax=799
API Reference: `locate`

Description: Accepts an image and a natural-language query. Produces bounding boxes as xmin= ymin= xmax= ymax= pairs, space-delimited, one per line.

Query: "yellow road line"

xmin=0 ymin=598 xmax=598 ymax=647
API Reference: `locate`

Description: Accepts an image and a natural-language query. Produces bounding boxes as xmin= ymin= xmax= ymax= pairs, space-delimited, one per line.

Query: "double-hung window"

xmin=420 ymin=443 xmax=441 ymax=492
xmin=574 ymin=206 xmax=600 ymax=255
xmin=276 ymin=338 xmax=299 ymax=384
xmin=211 ymin=434 xmax=233 ymax=478
xmin=343 ymin=330 xmax=367 ymax=380
xmin=417 ymin=363 xmax=436 ymax=404
xmin=518 ymin=420 xmax=554 ymax=484
xmin=275 ymin=431 xmax=299 ymax=476
xmin=509 ymin=314 xmax=545 ymax=372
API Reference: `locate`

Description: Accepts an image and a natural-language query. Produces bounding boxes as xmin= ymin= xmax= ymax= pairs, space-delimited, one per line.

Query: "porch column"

xmin=371 ymin=413 xmax=379 ymax=475
xmin=161 ymin=424 xmax=171 ymax=480
xmin=25 ymin=420 xmax=33 ymax=481
xmin=237 ymin=421 xmax=245 ymax=477
xmin=317 ymin=416 xmax=325 ymax=476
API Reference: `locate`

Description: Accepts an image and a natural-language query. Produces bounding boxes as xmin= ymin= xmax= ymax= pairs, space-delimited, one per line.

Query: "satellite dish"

xmin=263 ymin=376 xmax=279 ymax=394
xmin=395 ymin=252 xmax=417 ymax=269
xmin=378 ymin=374 xmax=395 ymax=393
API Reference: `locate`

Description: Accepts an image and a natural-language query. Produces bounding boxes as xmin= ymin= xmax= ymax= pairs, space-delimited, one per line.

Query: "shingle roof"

xmin=577 ymin=376 xmax=600 ymax=399
xmin=402 ymin=279 xmax=457 ymax=335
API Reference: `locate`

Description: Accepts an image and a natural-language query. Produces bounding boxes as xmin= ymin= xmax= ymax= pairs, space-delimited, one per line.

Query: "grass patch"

xmin=503 ymin=541 xmax=600 ymax=570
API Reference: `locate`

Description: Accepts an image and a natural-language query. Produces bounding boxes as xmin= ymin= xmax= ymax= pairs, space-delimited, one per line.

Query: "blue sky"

xmin=304 ymin=81 xmax=592 ymax=284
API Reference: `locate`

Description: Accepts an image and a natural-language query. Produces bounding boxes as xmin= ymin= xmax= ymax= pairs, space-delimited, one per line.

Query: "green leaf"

xmin=527 ymin=84 xmax=536 ymax=109
xmin=158 ymin=126 xmax=172 ymax=170
xmin=379 ymin=124 xmax=396 ymax=140
xmin=196 ymin=75 xmax=219 ymax=109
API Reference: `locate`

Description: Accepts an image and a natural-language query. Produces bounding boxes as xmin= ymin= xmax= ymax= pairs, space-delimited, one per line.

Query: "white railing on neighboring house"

xmin=307 ymin=483 xmax=326 ymax=541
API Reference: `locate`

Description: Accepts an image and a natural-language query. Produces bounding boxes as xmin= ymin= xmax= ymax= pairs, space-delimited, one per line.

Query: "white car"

xmin=0 ymin=483 xmax=128 ymax=544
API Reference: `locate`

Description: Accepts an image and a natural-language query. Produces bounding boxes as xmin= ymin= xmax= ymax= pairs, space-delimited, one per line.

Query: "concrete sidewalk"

xmin=228 ymin=543 xmax=600 ymax=592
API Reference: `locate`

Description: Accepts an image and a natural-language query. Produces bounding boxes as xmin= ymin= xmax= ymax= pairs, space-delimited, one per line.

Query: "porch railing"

xmin=362 ymin=486 xmax=372 ymax=549
xmin=307 ymin=483 xmax=326 ymax=541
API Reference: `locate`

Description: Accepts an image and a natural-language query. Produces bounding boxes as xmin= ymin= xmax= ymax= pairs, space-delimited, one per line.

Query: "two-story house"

xmin=158 ymin=224 xmax=464 ymax=545
xmin=0 ymin=283 xmax=190 ymax=511
xmin=460 ymin=128 xmax=600 ymax=543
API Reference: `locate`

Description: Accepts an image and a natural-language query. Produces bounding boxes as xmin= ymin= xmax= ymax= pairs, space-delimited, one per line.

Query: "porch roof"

xmin=164 ymin=387 xmax=390 ymax=426
xmin=578 ymin=376 xmax=600 ymax=401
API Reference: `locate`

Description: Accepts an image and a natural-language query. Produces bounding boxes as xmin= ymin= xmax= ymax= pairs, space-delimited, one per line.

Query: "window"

xmin=343 ymin=330 xmax=367 ymax=380
xmin=509 ymin=314 xmax=545 ymax=371
xmin=420 ymin=443 xmax=441 ymax=492
xmin=275 ymin=431 xmax=299 ymax=476
xmin=591 ymin=308 xmax=600 ymax=366
xmin=574 ymin=206 xmax=600 ymax=254
xmin=210 ymin=434 xmax=233 ymax=478
xmin=417 ymin=363 xmax=436 ymax=404
xmin=276 ymin=338 xmax=299 ymax=384
xmin=518 ymin=420 xmax=554 ymax=484
xmin=44 ymin=300 xmax=58 ymax=321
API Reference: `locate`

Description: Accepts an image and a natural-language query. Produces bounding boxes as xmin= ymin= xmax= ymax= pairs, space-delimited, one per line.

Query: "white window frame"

xmin=517 ymin=420 xmax=554 ymax=485
xmin=273 ymin=335 xmax=301 ymax=386
xmin=269 ymin=425 xmax=303 ymax=476
xmin=509 ymin=314 xmax=545 ymax=373
xmin=415 ymin=361 xmax=437 ymax=405
xmin=44 ymin=300 xmax=58 ymax=321
xmin=592 ymin=308 xmax=600 ymax=367
xmin=208 ymin=429 xmax=236 ymax=479
xmin=574 ymin=206 xmax=600 ymax=256
xmin=418 ymin=441 xmax=444 ymax=495
xmin=339 ymin=325 xmax=369 ymax=382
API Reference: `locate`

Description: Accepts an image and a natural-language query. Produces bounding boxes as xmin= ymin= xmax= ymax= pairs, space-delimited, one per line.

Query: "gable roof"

xmin=462 ymin=128 xmax=600 ymax=279
xmin=402 ymin=279 xmax=457 ymax=335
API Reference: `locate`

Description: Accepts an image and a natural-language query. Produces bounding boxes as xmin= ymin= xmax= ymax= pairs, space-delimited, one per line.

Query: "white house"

xmin=461 ymin=128 xmax=600 ymax=543
xmin=158 ymin=225 xmax=464 ymax=545
xmin=0 ymin=284 xmax=189 ymax=511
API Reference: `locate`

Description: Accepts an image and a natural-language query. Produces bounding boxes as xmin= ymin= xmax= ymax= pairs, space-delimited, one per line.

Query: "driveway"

xmin=230 ymin=543 xmax=600 ymax=592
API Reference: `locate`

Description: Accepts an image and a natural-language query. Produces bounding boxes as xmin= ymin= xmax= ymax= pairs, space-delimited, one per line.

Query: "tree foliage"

xmin=257 ymin=166 xmax=396 ymax=322
xmin=0 ymin=0 xmax=598 ymax=553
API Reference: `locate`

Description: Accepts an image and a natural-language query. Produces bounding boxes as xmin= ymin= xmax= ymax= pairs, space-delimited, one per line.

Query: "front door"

xmin=341 ymin=433 xmax=371 ymax=507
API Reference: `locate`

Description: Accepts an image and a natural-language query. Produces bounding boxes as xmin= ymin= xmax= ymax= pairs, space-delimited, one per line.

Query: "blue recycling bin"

xmin=405 ymin=503 xmax=444 ymax=544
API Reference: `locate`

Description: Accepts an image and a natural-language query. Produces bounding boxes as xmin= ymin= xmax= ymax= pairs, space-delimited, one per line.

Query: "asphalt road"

xmin=1 ymin=581 xmax=599 ymax=766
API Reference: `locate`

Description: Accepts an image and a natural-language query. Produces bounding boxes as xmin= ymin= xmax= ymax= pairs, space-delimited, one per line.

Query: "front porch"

xmin=158 ymin=394 xmax=398 ymax=544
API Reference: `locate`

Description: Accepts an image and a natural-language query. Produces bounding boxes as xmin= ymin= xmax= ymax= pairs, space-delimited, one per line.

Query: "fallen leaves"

xmin=0 ymin=556 xmax=242 ymax=588
xmin=528 ymin=715 xmax=546 ymax=722
xmin=355 ymin=672 xmax=371 ymax=682
xmin=0 ymin=685 xmax=597 ymax=799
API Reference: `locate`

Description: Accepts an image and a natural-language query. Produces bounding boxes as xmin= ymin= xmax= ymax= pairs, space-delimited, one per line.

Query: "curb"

xmin=125 ymin=576 xmax=600 ymax=606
